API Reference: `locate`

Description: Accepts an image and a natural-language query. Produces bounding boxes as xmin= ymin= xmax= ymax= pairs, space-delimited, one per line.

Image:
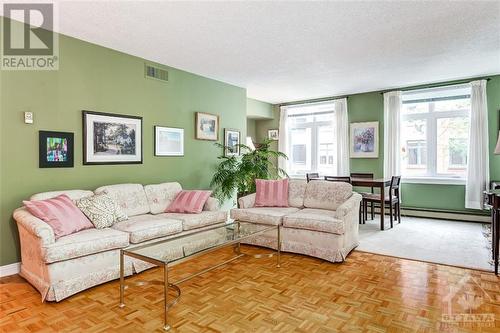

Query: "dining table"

xmin=311 ymin=177 xmax=393 ymax=230
xmin=351 ymin=177 xmax=393 ymax=231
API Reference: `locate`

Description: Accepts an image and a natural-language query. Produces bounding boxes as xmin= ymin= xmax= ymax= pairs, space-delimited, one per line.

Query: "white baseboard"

xmin=0 ymin=262 xmax=20 ymax=277
xmin=367 ymin=206 xmax=490 ymax=223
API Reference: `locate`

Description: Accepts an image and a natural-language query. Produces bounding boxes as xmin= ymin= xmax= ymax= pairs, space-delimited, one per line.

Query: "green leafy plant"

xmin=210 ymin=139 xmax=288 ymax=204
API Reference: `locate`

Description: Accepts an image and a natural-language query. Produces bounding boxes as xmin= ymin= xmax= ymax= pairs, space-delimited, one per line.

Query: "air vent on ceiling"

xmin=145 ymin=63 xmax=168 ymax=83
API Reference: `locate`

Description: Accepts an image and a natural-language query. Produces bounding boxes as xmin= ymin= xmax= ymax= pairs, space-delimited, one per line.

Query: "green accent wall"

xmin=247 ymin=98 xmax=274 ymax=119
xmin=255 ymin=76 xmax=500 ymax=214
xmin=0 ymin=31 xmax=247 ymax=265
xmin=247 ymin=119 xmax=257 ymax=141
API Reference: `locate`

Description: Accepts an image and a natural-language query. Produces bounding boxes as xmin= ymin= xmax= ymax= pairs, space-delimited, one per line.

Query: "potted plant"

xmin=210 ymin=139 xmax=288 ymax=205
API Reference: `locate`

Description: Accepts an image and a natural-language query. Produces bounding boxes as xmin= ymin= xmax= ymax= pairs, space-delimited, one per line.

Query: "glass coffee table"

xmin=119 ymin=221 xmax=281 ymax=331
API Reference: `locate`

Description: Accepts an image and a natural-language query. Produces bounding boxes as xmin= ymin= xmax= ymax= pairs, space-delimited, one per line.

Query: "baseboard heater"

xmin=367 ymin=206 xmax=490 ymax=223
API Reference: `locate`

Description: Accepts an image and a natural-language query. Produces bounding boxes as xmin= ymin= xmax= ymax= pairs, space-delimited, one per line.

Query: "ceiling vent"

xmin=145 ymin=63 xmax=168 ymax=82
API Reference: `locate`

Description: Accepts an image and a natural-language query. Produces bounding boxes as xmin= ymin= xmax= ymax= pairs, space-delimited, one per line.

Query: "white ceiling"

xmin=49 ymin=1 xmax=500 ymax=103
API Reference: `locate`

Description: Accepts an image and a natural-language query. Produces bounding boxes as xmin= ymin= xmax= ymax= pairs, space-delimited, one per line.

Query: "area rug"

xmin=357 ymin=216 xmax=493 ymax=271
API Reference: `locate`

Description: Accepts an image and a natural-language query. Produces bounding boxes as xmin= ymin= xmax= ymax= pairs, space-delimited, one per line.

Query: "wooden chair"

xmin=306 ymin=173 xmax=320 ymax=182
xmin=350 ymin=173 xmax=374 ymax=224
xmin=324 ymin=176 xmax=351 ymax=183
xmin=362 ymin=176 xmax=401 ymax=229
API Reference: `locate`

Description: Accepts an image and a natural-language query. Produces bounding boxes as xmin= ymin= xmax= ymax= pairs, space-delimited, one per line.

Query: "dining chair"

xmin=362 ymin=176 xmax=401 ymax=229
xmin=350 ymin=172 xmax=374 ymax=224
xmin=324 ymin=176 xmax=351 ymax=183
xmin=306 ymin=173 xmax=320 ymax=182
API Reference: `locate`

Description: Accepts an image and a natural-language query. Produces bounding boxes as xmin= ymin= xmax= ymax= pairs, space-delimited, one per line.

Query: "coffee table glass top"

xmin=124 ymin=221 xmax=275 ymax=264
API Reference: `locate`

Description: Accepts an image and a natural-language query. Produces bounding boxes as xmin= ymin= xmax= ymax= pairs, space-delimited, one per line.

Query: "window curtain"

xmin=278 ymin=106 xmax=289 ymax=173
xmin=334 ymin=98 xmax=350 ymax=176
xmin=465 ymin=80 xmax=489 ymax=209
xmin=383 ymin=91 xmax=402 ymax=178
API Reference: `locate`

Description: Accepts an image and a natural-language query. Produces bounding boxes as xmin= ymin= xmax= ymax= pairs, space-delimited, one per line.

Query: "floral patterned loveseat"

xmin=13 ymin=182 xmax=227 ymax=302
xmin=230 ymin=180 xmax=362 ymax=262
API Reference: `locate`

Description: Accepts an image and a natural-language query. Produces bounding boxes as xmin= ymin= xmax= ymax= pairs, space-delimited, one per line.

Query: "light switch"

xmin=24 ymin=112 xmax=33 ymax=124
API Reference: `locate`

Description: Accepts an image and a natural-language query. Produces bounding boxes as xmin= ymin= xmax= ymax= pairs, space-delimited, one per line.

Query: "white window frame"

xmin=401 ymin=88 xmax=470 ymax=185
xmin=285 ymin=103 xmax=336 ymax=178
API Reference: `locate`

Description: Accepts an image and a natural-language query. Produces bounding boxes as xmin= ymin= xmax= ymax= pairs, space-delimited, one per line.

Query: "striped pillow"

xmin=166 ymin=190 xmax=212 ymax=214
xmin=254 ymin=179 xmax=289 ymax=207
xmin=23 ymin=194 xmax=94 ymax=239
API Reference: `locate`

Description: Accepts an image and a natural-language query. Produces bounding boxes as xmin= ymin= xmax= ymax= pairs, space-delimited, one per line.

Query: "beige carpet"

xmin=357 ymin=216 xmax=493 ymax=271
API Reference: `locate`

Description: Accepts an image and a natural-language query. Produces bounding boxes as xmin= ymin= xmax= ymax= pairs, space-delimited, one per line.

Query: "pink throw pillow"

xmin=23 ymin=194 xmax=94 ymax=239
xmin=166 ymin=190 xmax=212 ymax=214
xmin=254 ymin=179 xmax=289 ymax=207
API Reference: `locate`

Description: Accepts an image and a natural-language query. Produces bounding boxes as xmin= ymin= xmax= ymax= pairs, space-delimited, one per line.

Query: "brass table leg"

xmin=164 ymin=264 xmax=170 ymax=331
xmin=119 ymin=249 xmax=125 ymax=308
xmin=277 ymin=226 xmax=281 ymax=268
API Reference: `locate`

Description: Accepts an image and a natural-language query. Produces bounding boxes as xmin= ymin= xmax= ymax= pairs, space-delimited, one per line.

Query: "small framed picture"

xmin=350 ymin=121 xmax=379 ymax=158
xmin=224 ymin=129 xmax=241 ymax=156
xmin=83 ymin=111 xmax=143 ymax=165
xmin=195 ymin=112 xmax=219 ymax=141
xmin=39 ymin=131 xmax=74 ymax=168
xmin=268 ymin=129 xmax=279 ymax=141
xmin=155 ymin=126 xmax=184 ymax=156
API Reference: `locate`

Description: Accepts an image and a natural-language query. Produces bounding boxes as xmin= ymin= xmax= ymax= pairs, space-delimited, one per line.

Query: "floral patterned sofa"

xmin=13 ymin=182 xmax=227 ymax=302
xmin=230 ymin=180 xmax=362 ymax=262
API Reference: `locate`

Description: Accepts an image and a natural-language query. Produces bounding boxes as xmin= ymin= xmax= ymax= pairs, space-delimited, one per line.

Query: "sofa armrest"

xmin=335 ymin=193 xmax=362 ymax=219
xmin=203 ymin=197 xmax=220 ymax=211
xmin=13 ymin=207 xmax=55 ymax=246
xmin=238 ymin=193 xmax=256 ymax=209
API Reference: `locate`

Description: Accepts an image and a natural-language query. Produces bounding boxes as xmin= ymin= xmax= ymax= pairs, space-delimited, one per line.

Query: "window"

xmin=286 ymin=102 xmax=336 ymax=177
xmin=400 ymin=85 xmax=471 ymax=182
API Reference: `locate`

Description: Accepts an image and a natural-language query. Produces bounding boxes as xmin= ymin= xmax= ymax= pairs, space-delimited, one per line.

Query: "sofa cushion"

xmin=283 ymin=208 xmax=345 ymax=235
xmin=230 ymin=207 xmax=300 ymax=226
xmin=112 ymin=214 xmax=183 ymax=243
xmin=288 ymin=179 xmax=307 ymax=208
xmin=161 ymin=211 xmax=227 ymax=231
xmin=304 ymin=180 xmax=352 ymax=211
xmin=144 ymin=182 xmax=183 ymax=214
xmin=255 ymin=179 xmax=289 ymax=207
xmin=43 ymin=228 xmax=129 ymax=263
xmin=166 ymin=190 xmax=212 ymax=214
xmin=95 ymin=184 xmax=150 ymax=217
xmin=75 ymin=193 xmax=128 ymax=229
xmin=30 ymin=190 xmax=94 ymax=201
xmin=23 ymin=194 xmax=94 ymax=239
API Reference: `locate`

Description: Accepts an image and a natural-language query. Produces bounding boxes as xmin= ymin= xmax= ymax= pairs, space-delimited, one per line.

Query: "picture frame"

xmin=224 ymin=128 xmax=241 ymax=156
xmin=155 ymin=126 xmax=184 ymax=156
xmin=83 ymin=111 xmax=143 ymax=165
xmin=195 ymin=112 xmax=219 ymax=141
xmin=268 ymin=129 xmax=279 ymax=141
xmin=350 ymin=121 xmax=379 ymax=158
xmin=39 ymin=131 xmax=74 ymax=168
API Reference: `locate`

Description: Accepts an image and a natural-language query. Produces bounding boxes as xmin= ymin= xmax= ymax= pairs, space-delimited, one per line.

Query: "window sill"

xmin=402 ymin=177 xmax=466 ymax=185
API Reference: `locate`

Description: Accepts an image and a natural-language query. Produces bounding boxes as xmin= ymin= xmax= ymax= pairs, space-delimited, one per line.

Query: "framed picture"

xmin=224 ymin=129 xmax=240 ymax=156
xmin=39 ymin=131 xmax=74 ymax=168
xmin=155 ymin=126 xmax=184 ymax=156
xmin=268 ymin=129 xmax=279 ymax=141
xmin=195 ymin=112 xmax=219 ymax=141
xmin=350 ymin=121 xmax=379 ymax=158
xmin=83 ymin=111 xmax=142 ymax=165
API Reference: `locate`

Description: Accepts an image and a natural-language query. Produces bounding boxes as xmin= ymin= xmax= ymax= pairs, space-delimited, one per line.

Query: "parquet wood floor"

xmin=1 ymin=247 xmax=499 ymax=333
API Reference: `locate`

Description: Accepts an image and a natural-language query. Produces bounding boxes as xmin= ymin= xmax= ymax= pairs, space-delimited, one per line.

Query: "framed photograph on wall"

xmin=39 ymin=131 xmax=74 ymax=168
xmin=224 ymin=129 xmax=240 ymax=156
xmin=268 ymin=129 xmax=279 ymax=141
xmin=195 ymin=112 xmax=219 ymax=141
xmin=155 ymin=126 xmax=184 ymax=156
xmin=350 ymin=121 xmax=379 ymax=158
xmin=83 ymin=111 xmax=142 ymax=165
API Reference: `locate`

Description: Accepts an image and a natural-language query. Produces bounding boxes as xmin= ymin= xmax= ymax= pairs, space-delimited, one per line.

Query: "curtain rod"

xmin=278 ymin=95 xmax=349 ymax=107
xmin=378 ymin=77 xmax=491 ymax=95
